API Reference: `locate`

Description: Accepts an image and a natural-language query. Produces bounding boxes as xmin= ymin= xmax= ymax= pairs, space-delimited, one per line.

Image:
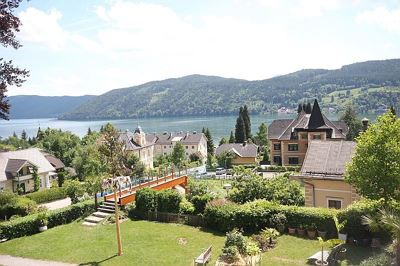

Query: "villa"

xmin=0 ymin=148 xmax=63 ymax=193
xmin=292 ymin=140 xmax=359 ymax=209
xmin=268 ymin=99 xmax=348 ymax=166
xmin=215 ymin=142 xmax=258 ymax=165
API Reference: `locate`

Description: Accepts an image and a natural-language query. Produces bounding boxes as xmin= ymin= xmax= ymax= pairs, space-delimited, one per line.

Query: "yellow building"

xmin=268 ymin=100 xmax=348 ymax=166
xmin=215 ymin=143 xmax=258 ymax=166
xmin=292 ymin=140 xmax=360 ymax=209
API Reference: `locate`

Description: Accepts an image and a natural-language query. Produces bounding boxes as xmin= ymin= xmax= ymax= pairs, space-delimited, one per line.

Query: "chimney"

xmin=362 ymin=118 xmax=369 ymax=131
xmin=243 ymin=141 xmax=247 ymax=147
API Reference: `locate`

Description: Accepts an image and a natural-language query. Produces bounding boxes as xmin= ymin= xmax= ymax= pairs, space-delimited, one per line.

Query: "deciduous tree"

xmin=340 ymin=104 xmax=362 ymax=140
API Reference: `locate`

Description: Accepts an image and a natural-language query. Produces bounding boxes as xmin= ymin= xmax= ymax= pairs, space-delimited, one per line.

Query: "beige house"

xmin=292 ymin=140 xmax=359 ymax=209
xmin=151 ymin=131 xmax=208 ymax=163
xmin=0 ymin=148 xmax=61 ymax=193
xmin=215 ymin=143 xmax=258 ymax=165
xmin=118 ymin=126 xmax=155 ymax=169
xmin=268 ymin=100 xmax=348 ymax=166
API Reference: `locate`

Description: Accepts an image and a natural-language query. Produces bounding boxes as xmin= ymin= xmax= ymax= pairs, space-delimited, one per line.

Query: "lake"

xmin=0 ymin=112 xmax=369 ymax=143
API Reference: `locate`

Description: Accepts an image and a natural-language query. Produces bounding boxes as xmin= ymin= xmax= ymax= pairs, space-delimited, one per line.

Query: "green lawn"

xmin=0 ymin=220 xmax=373 ymax=266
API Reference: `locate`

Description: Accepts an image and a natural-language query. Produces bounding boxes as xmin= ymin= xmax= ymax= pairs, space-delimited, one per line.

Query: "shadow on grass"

xmin=79 ymin=254 xmax=117 ymax=266
xmin=342 ymin=245 xmax=375 ymax=265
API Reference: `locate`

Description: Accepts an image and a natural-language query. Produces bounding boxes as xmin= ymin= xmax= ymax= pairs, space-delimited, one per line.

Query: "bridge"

xmin=103 ymin=174 xmax=189 ymax=206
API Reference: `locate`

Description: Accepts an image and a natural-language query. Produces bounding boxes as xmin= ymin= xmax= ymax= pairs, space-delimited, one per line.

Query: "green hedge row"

xmin=204 ymin=199 xmax=337 ymax=235
xmin=25 ymin=187 xmax=67 ymax=204
xmin=0 ymin=200 xmax=95 ymax=240
xmin=135 ymin=188 xmax=182 ymax=218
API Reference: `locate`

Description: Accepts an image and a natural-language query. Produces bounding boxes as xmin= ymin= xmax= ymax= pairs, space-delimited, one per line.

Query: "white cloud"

xmin=18 ymin=8 xmax=68 ymax=50
xmin=291 ymin=0 xmax=340 ymax=17
xmin=356 ymin=6 xmax=400 ymax=32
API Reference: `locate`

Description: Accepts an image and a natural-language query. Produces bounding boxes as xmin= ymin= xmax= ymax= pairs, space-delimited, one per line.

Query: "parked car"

xmin=216 ymin=167 xmax=226 ymax=175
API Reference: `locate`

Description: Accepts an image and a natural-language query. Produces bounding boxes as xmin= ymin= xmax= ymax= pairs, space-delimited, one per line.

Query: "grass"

xmin=0 ymin=220 xmax=374 ymax=266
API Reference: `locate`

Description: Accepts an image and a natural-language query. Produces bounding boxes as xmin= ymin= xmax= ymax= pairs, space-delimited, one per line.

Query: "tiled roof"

xmin=215 ymin=143 xmax=258 ymax=158
xmin=118 ymin=131 xmax=155 ymax=151
xmin=268 ymin=119 xmax=292 ymax=139
xmin=151 ymin=132 xmax=206 ymax=145
xmin=300 ymin=140 xmax=356 ymax=179
xmin=5 ymin=159 xmax=29 ymax=173
xmin=0 ymin=148 xmax=56 ymax=182
xmin=44 ymin=154 xmax=65 ymax=170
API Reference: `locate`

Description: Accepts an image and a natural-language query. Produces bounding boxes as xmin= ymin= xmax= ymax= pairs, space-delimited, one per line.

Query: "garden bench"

xmin=308 ymin=243 xmax=346 ymax=265
xmin=194 ymin=245 xmax=212 ymax=265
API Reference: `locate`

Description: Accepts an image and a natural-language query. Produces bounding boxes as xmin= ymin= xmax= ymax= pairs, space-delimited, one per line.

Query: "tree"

xmin=242 ymin=105 xmax=251 ymax=138
xmin=171 ymin=142 xmax=185 ymax=169
xmin=0 ymin=0 xmax=29 ymax=120
xmin=390 ymin=105 xmax=397 ymax=117
xmin=235 ymin=115 xmax=246 ymax=143
xmin=219 ymin=137 xmax=228 ymax=146
xmin=32 ymin=166 xmax=40 ymax=192
xmin=204 ymin=128 xmax=215 ymax=155
xmin=297 ymin=103 xmax=303 ymax=113
xmin=124 ymin=153 xmax=145 ymax=177
xmin=340 ymin=104 xmax=362 ymax=140
xmin=21 ymin=129 xmax=26 ymax=141
xmin=216 ymin=151 xmax=235 ymax=168
xmin=73 ymin=144 xmax=106 ymax=181
xmin=85 ymin=175 xmax=104 ymax=208
xmin=254 ymin=123 xmax=268 ymax=147
xmin=98 ymin=123 xmax=126 ymax=177
xmin=87 ymin=127 xmax=92 ymax=135
xmin=229 ymin=131 xmax=235 ymax=143
xmin=64 ymin=179 xmax=85 ymax=204
xmin=345 ymin=111 xmax=400 ymax=203
xmin=330 ymin=96 xmax=334 ymax=103
xmin=305 ymin=102 xmax=312 ymax=114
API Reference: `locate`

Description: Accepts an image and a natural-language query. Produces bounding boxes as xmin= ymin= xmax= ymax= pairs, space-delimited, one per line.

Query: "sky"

xmin=2 ymin=0 xmax=400 ymax=96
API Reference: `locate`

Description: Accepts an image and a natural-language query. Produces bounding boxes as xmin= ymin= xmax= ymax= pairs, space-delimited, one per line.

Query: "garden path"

xmin=0 ymin=255 xmax=77 ymax=266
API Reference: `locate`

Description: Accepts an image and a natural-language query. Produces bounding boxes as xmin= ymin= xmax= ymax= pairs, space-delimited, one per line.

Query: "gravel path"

xmin=0 ymin=255 xmax=77 ymax=266
xmin=39 ymin=198 xmax=71 ymax=210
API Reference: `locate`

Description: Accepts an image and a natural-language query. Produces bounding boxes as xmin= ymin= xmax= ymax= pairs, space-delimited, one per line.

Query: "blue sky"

xmin=3 ymin=0 xmax=400 ymax=96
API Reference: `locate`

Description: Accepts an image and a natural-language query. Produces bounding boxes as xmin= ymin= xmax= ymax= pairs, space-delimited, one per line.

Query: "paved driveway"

xmin=0 ymin=255 xmax=76 ymax=266
xmin=39 ymin=198 xmax=71 ymax=210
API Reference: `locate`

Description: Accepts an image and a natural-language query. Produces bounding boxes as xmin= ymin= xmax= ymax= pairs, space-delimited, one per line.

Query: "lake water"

xmin=0 ymin=114 xmax=302 ymax=142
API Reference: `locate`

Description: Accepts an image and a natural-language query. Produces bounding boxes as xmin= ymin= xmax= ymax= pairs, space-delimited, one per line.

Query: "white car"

xmin=216 ymin=167 xmax=226 ymax=175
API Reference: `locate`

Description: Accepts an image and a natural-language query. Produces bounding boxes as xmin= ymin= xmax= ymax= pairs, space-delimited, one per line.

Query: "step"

xmin=93 ymin=211 xmax=111 ymax=218
xmin=103 ymin=201 xmax=115 ymax=206
xmin=84 ymin=215 xmax=104 ymax=223
xmin=97 ymin=207 xmax=115 ymax=213
xmin=99 ymin=204 xmax=115 ymax=210
xmin=82 ymin=221 xmax=97 ymax=227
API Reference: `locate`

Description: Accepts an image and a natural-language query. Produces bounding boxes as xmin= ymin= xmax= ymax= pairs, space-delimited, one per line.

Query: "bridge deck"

xmin=104 ymin=175 xmax=188 ymax=206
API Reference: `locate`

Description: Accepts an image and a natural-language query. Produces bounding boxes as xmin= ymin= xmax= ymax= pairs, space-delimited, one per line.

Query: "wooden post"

xmin=113 ymin=188 xmax=123 ymax=256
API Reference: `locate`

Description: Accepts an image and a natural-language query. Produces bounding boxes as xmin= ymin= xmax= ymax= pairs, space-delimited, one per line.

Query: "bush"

xmin=191 ymin=193 xmax=214 ymax=214
xmin=204 ymin=199 xmax=337 ymax=235
xmin=64 ymin=180 xmax=85 ymax=204
xmin=0 ymin=200 xmax=95 ymax=240
xmin=359 ymin=253 xmax=393 ymax=266
xmin=0 ymin=191 xmax=37 ymax=220
xmin=157 ymin=189 xmax=182 ymax=213
xmin=225 ymin=229 xmax=247 ymax=254
xmin=25 ymin=187 xmax=67 ymax=204
xmin=179 ymin=198 xmax=195 ymax=215
xmin=135 ymin=188 xmax=157 ymax=217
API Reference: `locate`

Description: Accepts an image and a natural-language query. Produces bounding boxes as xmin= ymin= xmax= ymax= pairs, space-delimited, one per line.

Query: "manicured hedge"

xmin=0 ymin=191 xmax=37 ymax=219
xmin=204 ymin=199 xmax=337 ymax=235
xmin=25 ymin=187 xmax=67 ymax=204
xmin=157 ymin=189 xmax=182 ymax=213
xmin=0 ymin=200 xmax=95 ymax=240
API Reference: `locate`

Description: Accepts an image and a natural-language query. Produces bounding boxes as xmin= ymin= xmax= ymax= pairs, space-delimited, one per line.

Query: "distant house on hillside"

xmin=268 ymin=99 xmax=348 ymax=166
xmin=118 ymin=126 xmax=155 ymax=169
xmin=151 ymin=131 xmax=208 ymax=163
xmin=215 ymin=143 xmax=258 ymax=166
xmin=292 ymin=140 xmax=359 ymax=209
xmin=0 ymin=148 xmax=62 ymax=193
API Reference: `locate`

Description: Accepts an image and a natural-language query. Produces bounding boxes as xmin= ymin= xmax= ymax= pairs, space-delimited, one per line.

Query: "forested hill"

xmin=60 ymin=59 xmax=400 ymax=120
xmin=8 ymin=95 xmax=95 ymax=119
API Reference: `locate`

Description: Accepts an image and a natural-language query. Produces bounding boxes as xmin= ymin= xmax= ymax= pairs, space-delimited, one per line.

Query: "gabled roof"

xmin=151 ymin=132 xmax=206 ymax=145
xmin=300 ymin=140 xmax=356 ymax=179
xmin=215 ymin=143 xmax=258 ymax=158
xmin=0 ymin=148 xmax=56 ymax=182
xmin=118 ymin=131 xmax=155 ymax=151
xmin=5 ymin=159 xmax=30 ymax=173
xmin=44 ymin=154 xmax=65 ymax=170
xmin=268 ymin=100 xmax=347 ymax=140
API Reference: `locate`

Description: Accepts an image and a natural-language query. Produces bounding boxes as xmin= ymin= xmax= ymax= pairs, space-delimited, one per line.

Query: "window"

xmin=300 ymin=133 xmax=307 ymax=140
xmin=313 ymin=134 xmax=321 ymax=140
xmin=273 ymin=143 xmax=281 ymax=150
xmin=273 ymin=156 xmax=281 ymax=164
xmin=288 ymin=157 xmax=299 ymax=165
xmin=192 ymin=146 xmax=195 ymax=149
xmin=288 ymin=144 xmax=298 ymax=151
xmin=328 ymin=199 xmax=342 ymax=209
xmin=164 ymin=146 xmax=166 ymax=149
xmin=185 ymin=146 xmax=188 ymax=149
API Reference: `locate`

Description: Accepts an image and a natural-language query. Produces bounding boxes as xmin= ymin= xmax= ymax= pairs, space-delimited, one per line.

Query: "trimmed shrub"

xmin=359 ymin=253 xmax=393 ymax=266
xmin=179 ymin=198 xmax=195 ymax=215
xmin=0 ymin=200 xmax=95 ymax=240
xmin=0 ymin=191 xmax=37 ymax=220
xmin=204 ymin=199 xmax=337 ymax=235
xmin=25 ymin=187 xmax=67 ymax=204
xmin=135 ymin=188 xmax=157 ymax=217
xmin=191 ymin=193 xmax=214 ymax=214
xmin=157 ymin=189 xmax=182 ymax=213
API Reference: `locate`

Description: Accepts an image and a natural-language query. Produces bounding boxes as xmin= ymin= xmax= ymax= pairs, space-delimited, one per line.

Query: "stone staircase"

xmin=82 ymin=200 xmax=115 ymax=227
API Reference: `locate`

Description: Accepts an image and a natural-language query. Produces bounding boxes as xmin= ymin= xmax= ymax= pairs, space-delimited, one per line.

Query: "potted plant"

xmin=317 ymin=224 xmax=327 ymax=239
xmin=334 ymin=217 xmax=347 ymax=242
xmin=37 ymin=212 xmax=48 ymax=232
xmin=307 ymin=223 xmax=317 ymax=238
xmin=287 ymin=221 xmax=297 ymax=235
xmin=297 ymin=224 xmax=306 ymax=236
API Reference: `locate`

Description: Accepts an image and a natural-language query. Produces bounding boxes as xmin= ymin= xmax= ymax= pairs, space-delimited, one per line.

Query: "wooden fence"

xmin=146 ymin=211 xmax=205 ymax=227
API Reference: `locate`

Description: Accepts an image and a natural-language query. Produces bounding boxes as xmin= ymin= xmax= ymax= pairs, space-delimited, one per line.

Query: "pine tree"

xmin=87 ymin=127 xmax=92 ymax=135
xmin=242 ymin=105 xmax=251 ymax=138
xmin=219 ymin=137 xmax=228 ymax=146
xmin=12 ymin=131 xmax=17 ymax=138
xmin=255 ymin=123 xmax=268 ymax=147
xmin=205 ymin=128 xmax=214 ymax=155
xmin=305 ymin=102 xmax=312 ymax=114
xmin=229 ymin=131 xmax=235 ymax=143
xmin=297 ymin=103 xmax=303 ymax=113
xmin=302 ymin=103 xmax=307 ymax=113
xmin=36 ymin=127 xmax=44 ymax=141
xmin=235 ymin=116 xmax=246 ymax=143
xmin=21 ymin=129 xmax=26 ymax=140
xmin=340 ymin=104 xmax=363 ymax=140
xmin=390 ymin=105 xmax=397 ymax=116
